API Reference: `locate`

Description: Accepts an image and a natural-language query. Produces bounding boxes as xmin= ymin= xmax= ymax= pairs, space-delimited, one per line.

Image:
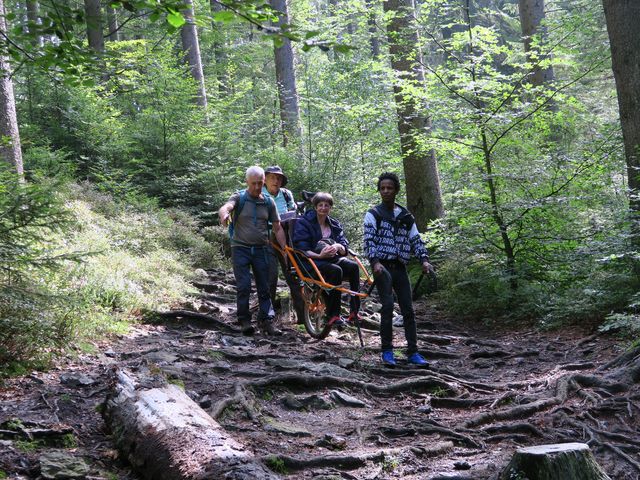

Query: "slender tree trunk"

xmin=26 ymin=0 xmax=43 ymax=46
xmin=518 ymin=0 xmax=554 ymax=86
xmin=180 ymin=0 xmax=208 ymax=108
xmin=270 ymin=0 xmax=302 ymax=147
xmin=366 ymin=0 xmax=380 ymax=58
xmin=210 ymin=0 xmax=229 ymax=94
xmin=106 ymin=4 xmax=120 ymax=41
xmin=602 ymin=0 xmax=640 ymax=218
xmin=84 ymin=0 xmax=104 ymax=52
xmin=383 ymin=0 xmax=444 ymax=229
xmin=0 ymin=0 xmax=23 ymax=176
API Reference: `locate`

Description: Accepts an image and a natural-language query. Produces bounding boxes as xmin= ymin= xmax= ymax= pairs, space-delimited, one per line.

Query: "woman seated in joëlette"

xmin=292 ymin=192 xmax=361 ymax=325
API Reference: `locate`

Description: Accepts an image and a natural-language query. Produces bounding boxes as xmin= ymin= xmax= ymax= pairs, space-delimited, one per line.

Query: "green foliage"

xmin=0 ymin=173 xmax=222 ymax=376
xmin=265 ymin=455 xmax=287 ymax=474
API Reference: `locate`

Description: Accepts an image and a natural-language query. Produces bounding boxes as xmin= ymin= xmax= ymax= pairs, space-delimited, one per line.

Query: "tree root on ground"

xmin=245 ymin=372 xmax=463 ymax=396
xmin=210 ymin=382 xmax=259 ymax=422
xmin=261 ymin=441 xmax=454 ymax=471
xmin=157 ymin=310 xmax=236 ymax=332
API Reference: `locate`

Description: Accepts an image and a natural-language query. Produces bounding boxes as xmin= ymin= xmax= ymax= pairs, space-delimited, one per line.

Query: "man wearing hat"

xmin=262 ymin=166 xmax=305 ymax=324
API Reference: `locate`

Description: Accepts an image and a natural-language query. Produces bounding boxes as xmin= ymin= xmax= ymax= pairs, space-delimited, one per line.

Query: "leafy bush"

xmin=1 ymin=175 xmax=225 ymax=376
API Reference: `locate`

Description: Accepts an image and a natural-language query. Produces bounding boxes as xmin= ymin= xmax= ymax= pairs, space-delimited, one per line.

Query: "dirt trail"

xmin=1 ymin=268 xmax=639 ymax=479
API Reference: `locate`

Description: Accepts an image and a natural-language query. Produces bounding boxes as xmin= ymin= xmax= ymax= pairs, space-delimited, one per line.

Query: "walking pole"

xmin=354 ymin=279 xmax=377 ymax=348
xmin=412 ymin=273 xmax=425 ymax=301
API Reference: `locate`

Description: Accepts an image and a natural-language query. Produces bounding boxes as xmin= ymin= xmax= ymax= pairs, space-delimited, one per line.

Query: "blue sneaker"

xmin=407 ymin=352 xmax=429 ymax=366
xmin=381 ymin=350 xmax=396 ymax=367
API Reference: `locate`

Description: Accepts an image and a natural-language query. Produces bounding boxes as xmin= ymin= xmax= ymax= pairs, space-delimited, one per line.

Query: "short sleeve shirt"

xmin=262 ymin=186 xmax=295 ymax=215
xmin=229 ymin=192 xmax=280 ymax=247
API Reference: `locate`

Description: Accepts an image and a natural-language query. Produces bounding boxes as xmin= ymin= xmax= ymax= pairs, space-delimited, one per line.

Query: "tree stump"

xmin=499 ymin=443 xmax=611 ymax=480
xmin=103 ymin=368 xmax=279 ymax=480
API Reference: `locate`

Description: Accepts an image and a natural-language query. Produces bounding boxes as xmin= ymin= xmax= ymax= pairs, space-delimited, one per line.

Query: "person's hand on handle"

xmin=373 ymin=262 xmax=384 ymax=276
xmin=422 ymin=260 xmax=435 ymax=275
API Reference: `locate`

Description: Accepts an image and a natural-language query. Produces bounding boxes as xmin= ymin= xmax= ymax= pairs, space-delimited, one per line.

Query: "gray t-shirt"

xmin=229 ymin=191 xmax=280 ymax=247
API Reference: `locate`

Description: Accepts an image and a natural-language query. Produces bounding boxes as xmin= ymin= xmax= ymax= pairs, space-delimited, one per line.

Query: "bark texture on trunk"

xmin=499 ymin=443 xmax=611 ymax=480
xmin=84 ymin=0 xmax=105 ymax=52
xmin=0 ymin=0 xmax=23 ymax=176
xmin=103 ymin=369 xmax=278 ymax=480
xmin=180 ymin=0 xmax=208 ymax=108
xmin=26 ymin=0 xmax=43 ymax=46
xmin=270 ymin=0 xmax=302 ymax=147
xmin=383 ymin=0 xmax=444 ymax=229
xmin=210 ymin=0 xmax=229 ymax=93
xmin=602 ymin=0 xmax=640 ymax=214
xmin=106 ymin=4 xmax=120 ymax=42
xmin=518 ymin=0 xmax=554 ymax=86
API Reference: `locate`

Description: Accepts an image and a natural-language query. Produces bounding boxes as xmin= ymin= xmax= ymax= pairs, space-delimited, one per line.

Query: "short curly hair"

xmin=377 ymin=172 xmax=400 ymax=192
xmin=312 ymin=192 xmax=334 ymax=207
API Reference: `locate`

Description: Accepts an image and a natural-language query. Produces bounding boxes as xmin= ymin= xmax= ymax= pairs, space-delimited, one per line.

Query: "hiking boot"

xmin=346 ymin=312 xmax=360 ymax=326
xmin=407 ymin=352 xmax=429 ymax=366
xmin=260 ymin=317 xmax=282 ymax=336
xmin=328 ymin=315 xmax=346 ymax=331
xmin=381 ymin=350 xmax=396 ymax=367
xmin=239 ymin=319 xmax=255 ymax=336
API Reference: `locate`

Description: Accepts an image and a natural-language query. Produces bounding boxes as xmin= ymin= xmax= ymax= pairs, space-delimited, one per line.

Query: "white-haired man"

xmin=219 ymin=166 xmax=287 ymax=336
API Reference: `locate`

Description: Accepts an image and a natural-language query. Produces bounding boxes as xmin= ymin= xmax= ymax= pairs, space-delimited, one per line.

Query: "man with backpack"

xmin=261 ymin=166 xmax=306 ymax=324
xmin=218 ymin=166 xmax=287 ymax=336
xmin=363 ymin=172 xmax=434 ymax=366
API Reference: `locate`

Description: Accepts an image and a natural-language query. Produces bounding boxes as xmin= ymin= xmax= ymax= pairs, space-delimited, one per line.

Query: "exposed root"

xmin=245 ymin=372 xmax=462 ymax=396
xmin=210 ymin=383 xmax=259 ymax=422
xmin=261 ymin=441 xmax=454 ymax=471
xmin=157 ymin=309 xmax=236 ymax=332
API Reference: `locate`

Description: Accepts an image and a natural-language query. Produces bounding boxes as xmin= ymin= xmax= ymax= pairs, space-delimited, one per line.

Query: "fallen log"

xmin=103 ymin=368 xmax=278 ymax=480
xmin=499 ymin=443 xmax=611 ymax=480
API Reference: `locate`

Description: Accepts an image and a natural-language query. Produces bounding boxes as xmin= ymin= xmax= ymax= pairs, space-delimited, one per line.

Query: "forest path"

xmin=1 ymin=267 xmax=639 ymax=479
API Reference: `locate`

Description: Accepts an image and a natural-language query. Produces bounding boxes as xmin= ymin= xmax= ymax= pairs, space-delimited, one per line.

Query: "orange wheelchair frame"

xmin=271 ymin=241 xmax=374 ymax=342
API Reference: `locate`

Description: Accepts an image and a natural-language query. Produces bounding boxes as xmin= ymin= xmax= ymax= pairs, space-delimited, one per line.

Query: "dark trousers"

xmin=376 ymin=261 xmax=417 ymax=355
xmin=232 ymin=245 xmax=273 ymax=324
xmin=318 ymin=258 xmax=361 ymax=318
xmin=268 ymin=247 xmax=306 ymax=323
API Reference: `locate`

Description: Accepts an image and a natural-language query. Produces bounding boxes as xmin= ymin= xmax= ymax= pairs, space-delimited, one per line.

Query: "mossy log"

xmin=499 ymin=443 xmax=611 ymax=480
xmin=103 ymin=368 xmax=278 ymax=480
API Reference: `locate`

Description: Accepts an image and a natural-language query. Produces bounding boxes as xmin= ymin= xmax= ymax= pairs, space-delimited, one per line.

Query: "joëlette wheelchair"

xmin=271 ymin=191 xmax=374 ymax=342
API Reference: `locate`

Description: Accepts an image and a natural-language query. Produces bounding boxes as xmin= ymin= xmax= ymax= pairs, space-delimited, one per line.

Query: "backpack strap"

xmin=228 ymin=190 xmax=248 ymax=239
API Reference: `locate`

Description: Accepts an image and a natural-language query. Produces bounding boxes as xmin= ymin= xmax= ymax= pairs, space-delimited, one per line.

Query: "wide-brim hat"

xmin=264 ymin=165 xmax=288 ymax=186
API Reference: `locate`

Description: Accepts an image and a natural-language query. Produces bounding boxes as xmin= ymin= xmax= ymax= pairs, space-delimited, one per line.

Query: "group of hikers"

xmin=218 ymin=165 xmax=435 ymax=367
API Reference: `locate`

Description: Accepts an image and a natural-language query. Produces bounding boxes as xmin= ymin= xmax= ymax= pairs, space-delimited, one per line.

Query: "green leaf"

xmin=212 ymin=10 xmax=236 ymax=22
xmin=166 ymin=11 xmax=186 ymax=28
xmin=304 ymin=30 xmax=321 ymax=39
xmin=334 ymin=44 xmax=354 ymax=54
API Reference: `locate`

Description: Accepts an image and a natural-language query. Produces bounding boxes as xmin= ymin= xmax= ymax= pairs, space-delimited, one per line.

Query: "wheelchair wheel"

xmin=301 ymin=285 xmax=330 ymax=339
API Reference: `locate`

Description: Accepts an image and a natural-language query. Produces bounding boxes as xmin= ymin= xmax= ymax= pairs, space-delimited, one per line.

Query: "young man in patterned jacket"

xmin=363 ymin=172 xmax=434 ymax=366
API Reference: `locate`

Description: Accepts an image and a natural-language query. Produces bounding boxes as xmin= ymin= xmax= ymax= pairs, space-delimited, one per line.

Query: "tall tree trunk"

xmin=270 ymin=0 xmax=302 ymax=147
xmin=106 ymin=4 xmax=120 ymax=41
xmin=366 ymin=0 xmax=380 ymax=58
xmin=602 ymin=0 xmax=640 ymax=217
xmin=383 ymin=0 xmax=444 ymax=229
xmin=0 ymin=0 xmax=24 ymax=176
xmin=210 ymin=0 xmax=229 ymax=94
xmin=84 ymin=0 xmax=104 ymax=52
xmin=26 ymin=0 xmax=43 ymax=47
xmin=518 ymin=0 xmax=554 ymax=86
xmin=180 ymin=0 xmax=208 ymax=108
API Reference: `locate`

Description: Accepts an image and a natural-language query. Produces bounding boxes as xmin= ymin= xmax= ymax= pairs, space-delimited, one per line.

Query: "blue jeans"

xmin=232 ymin=245 xmax=274 ymax=324
xmin=376 ymin=261 xmax=418 ymax=355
